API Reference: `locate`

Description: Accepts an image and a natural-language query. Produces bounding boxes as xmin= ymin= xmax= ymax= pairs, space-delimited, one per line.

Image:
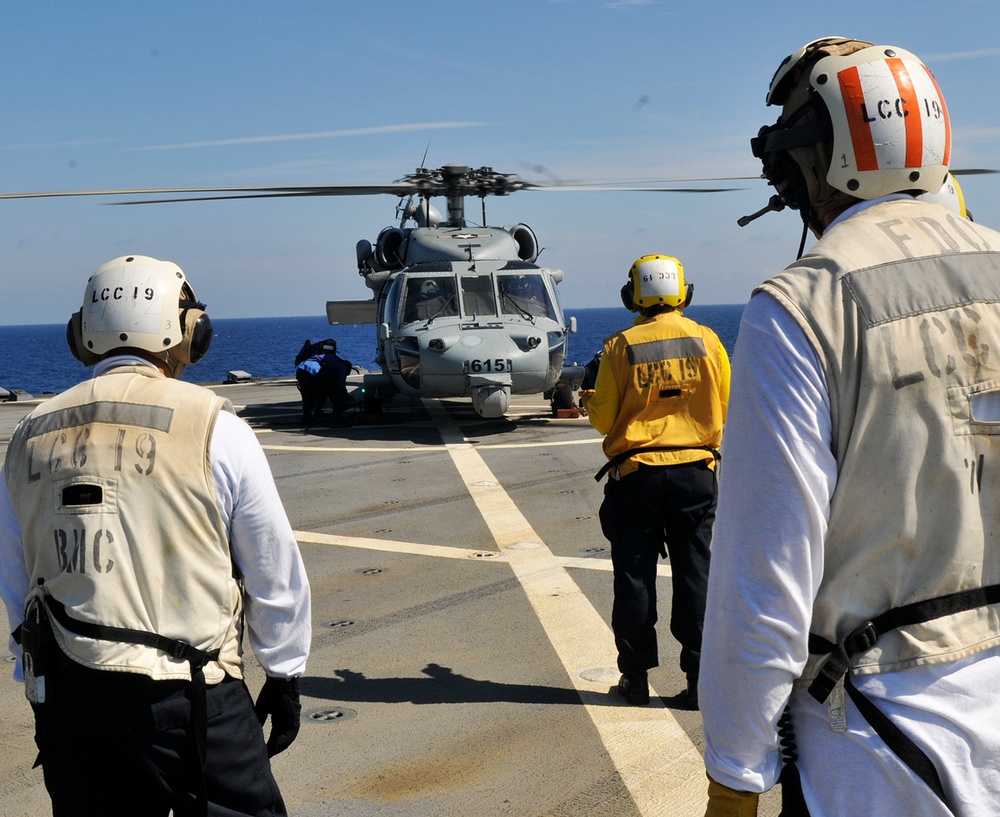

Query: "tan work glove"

xmin=705 ymin=776 xmax=759 ymax=817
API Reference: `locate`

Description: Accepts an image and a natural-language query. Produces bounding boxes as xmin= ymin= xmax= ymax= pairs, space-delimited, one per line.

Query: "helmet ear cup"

xmin=620 ymin=280 xmax=639 ymax=312
xmin=66 ymin=310 xmax=101 ymax=366
xmin=752 ymin=121 xmax=812 ymax=213
xmin=174 ymin=308 xmax=213 ymax=365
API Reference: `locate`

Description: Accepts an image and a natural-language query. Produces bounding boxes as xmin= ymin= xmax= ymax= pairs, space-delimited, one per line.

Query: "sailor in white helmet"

xmin=700 ymin=39 xmax=1000 ymax=816
xmin=0 ymin=255 xmax=311 ymax=816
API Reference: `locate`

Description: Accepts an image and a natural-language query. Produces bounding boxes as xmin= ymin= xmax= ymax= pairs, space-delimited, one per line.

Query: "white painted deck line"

xmin=427 ymin=401 xmax=707 ymax=816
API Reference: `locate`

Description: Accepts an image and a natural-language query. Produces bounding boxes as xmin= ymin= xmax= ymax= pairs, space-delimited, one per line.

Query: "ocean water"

xmin=0 ymin=305 xmax=745 ymax=396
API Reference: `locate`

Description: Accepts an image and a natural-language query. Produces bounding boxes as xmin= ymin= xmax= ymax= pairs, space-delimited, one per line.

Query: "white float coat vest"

xmin=760 ymin=198 xmax=1000 ymax=683
xmin=5 ymin=365 xmax=242 ymax=683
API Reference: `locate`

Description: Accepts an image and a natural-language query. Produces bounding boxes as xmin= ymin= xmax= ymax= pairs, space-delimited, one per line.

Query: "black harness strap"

xmin=46 ymin=596 xmax=220 ymax=816
xmin=594 ymin=444 xmax=720 ymax=482
xmin=808 ymin=583 xmax=1000 ymax=702
xmin=807 ymin=582 xmax=1000 ymax=809
xmin=843 ymin=677 xmax=947 ymax=803
xmin=46 ymin=596 xmax=219 ymax=668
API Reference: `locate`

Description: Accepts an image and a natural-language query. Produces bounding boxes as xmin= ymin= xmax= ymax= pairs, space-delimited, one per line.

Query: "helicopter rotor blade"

xmin=0 ymin=180 xmax=747 ymax=204
xmin=0 ymin=184 xmax=417 ymax=202
xmin=1 ymin=165 xmax=994 ymax=204
xmin=523 ymin=185 xmax=745 ymax=193
xmin=518 ymin=176 xmax=761 ymax=189
xmin=108 ymin=191 xmax=380 ymax=205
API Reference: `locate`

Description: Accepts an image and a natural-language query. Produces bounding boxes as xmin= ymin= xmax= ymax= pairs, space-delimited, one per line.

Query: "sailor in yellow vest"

xmin=701 ymin=39 xmax=1000 ymax=816
xmin=0 ymin=256 xmax=311 ymax=816
xmin=585 ymin=255 xmax=729 ymax=710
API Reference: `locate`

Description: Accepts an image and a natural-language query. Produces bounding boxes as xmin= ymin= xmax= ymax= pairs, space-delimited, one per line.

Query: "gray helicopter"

xmin=0 ymin=162 xmax=741 ymax=418
xmin=328 ymin=164 xmax=582 ymax=418
xmin=316 ymin=163 xmax=739 ymax=417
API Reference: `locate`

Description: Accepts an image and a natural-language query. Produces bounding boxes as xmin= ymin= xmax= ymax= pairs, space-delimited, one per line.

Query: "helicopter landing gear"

xmin=353 ymin=388 xmax=384 ymax=422
xmin=549 ymin=384 xmax=579 ymax=418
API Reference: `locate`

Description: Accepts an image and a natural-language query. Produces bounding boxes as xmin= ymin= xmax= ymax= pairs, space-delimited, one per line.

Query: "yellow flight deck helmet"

xmin=919 ymin=172 xmax=971 ymax=220
xmin=622 ymin=254 xmax=692 ymax=312
xmin=67 ymin=254 xmax=213 ymax=377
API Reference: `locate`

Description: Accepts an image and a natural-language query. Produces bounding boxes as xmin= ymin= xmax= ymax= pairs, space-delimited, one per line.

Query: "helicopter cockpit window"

xmin=498 ymin=273 xmax=553 ymax=319
xmin=460 ymin=276 xmax=497 ymax=317
xmin=403 ymin=276 xmax=458 ymax=323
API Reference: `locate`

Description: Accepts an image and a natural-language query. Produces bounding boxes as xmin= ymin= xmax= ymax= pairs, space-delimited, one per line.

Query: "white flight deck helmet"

xmin=621 ymin=254 xmax=692 ymax=313
xmin=67 ymin=255 xmax=213 ymax=377
xmin=749 ymin=37 xmax=951 ymax=238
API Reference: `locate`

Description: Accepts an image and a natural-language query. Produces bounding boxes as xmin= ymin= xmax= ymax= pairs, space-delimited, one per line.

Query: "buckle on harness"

xmin=166 ymin=641 xmax=190 ymax=661
xmin=807 ymin=620 xmax=880 ymax=704
xmin=843 ymin=620 xmax=879 ymax=654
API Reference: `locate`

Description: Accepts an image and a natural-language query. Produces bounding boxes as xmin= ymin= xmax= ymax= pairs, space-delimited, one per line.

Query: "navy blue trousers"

xmin=296 ymin=369 xmax=349 ymax=421
xmin=599 ymin=460 xmax=716 ymax=680
xmin=32 ymin=656 xmax=286 ymax=817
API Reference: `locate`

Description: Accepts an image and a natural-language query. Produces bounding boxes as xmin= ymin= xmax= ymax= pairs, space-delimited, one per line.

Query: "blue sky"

xmin=3 ymin=0 xmax=1000 ymax=325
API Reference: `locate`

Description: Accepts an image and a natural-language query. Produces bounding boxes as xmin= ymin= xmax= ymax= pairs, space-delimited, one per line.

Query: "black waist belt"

xmin=807 ymin=583 xmax=1000 ymax=809
xmin=46 ymin=597 xmax=220 ymax=670
xmin=46 ymin=596 xmax=221 ymax=816
xmin=594 ymin=444 xmax=720 ymax=482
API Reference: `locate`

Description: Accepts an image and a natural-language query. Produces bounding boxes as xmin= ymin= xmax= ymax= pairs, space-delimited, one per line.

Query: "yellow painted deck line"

xmin=259 ymin=436 xmax=602 ymax=453
xmin=294 ymin=531 xmax=673 ymax=577
xmin=262 ymin=443 xmax=445 ymax=453
xmin=477 ymin=437 xmax=601 ymax=450
xmin=295 ymin=531 xmax=502 ymax=562
xmin=426 ymin=400 xmax=707 ymax=816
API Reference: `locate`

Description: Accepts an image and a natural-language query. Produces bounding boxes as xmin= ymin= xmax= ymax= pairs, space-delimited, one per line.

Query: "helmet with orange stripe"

xmin=749 ymin=38 xmax=951 ymax=239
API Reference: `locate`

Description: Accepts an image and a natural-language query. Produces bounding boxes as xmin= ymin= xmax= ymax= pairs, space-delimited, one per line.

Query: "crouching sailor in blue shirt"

xmin=294 ymin=337 xmax=353 ymax=423
xmin=0 ymin=255 xmax=312 ymax=817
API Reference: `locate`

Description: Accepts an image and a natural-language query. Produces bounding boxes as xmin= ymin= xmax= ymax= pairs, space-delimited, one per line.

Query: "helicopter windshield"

xmin=460 ymin=275 xmax=498 ymax=318
xmin=498 ymin=273 xmax=553 ymax=319
xmin=402 ymin=276 xmax=458 ymax=323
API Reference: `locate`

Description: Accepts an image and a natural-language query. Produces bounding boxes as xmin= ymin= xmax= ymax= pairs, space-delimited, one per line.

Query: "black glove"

xmin=254 ymin=676 xmax=302 ymax=757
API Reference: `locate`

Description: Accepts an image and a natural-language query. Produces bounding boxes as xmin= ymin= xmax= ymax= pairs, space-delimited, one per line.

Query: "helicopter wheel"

xmin=550 ymin=385 xmax=576 ymax=416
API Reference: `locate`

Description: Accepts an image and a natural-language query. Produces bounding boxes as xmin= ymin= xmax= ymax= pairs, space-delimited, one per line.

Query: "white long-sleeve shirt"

xmin=0 ymin=357 xmax=311 ymax=681
xmin=700 ymin=284 xmax=1000 ymax=816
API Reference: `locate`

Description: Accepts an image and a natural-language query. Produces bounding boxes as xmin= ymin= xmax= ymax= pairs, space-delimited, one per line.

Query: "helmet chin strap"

xmin=797 ymin=221 xmax=809 ymax=259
